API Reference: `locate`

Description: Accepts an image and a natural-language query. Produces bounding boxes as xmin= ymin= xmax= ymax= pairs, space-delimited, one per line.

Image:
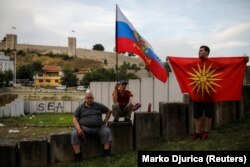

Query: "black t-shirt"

xmin=74 ymin=102 xmax=109 ymax=128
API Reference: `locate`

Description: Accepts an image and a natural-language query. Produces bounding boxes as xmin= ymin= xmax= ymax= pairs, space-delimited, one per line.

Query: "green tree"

xmin=118 ymin=62 xmax=139 ymax=80
xmin=0 ymin=71 xmax=4 ymax=87
xmin=128 ymin=53 xmax=136 ymax=57
xmin=131 ymin=63 xmax=140 ymax=71
xmin=81 ymin=68 xmax=116 ymax=87
xmin=92 ymin=44 xmax=105 ymax=51
xmin=17 ymin=50 xmax=26 ymax=57
xmin=32 ymin=61 xmax=43 ymax=73
xmin=61 ymin=68 xmax=77 ymax=86
xmin=4 ymin=70 xmax=13 ymax=86
xmin=17 ymin=61 xmax=43 ymax=81
xmin=17 ymin=64 xmax=33 ymax=80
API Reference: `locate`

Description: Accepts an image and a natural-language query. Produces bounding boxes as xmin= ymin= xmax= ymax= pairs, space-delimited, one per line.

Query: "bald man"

xmin=71 ymin=92 xmax=112 ymax=161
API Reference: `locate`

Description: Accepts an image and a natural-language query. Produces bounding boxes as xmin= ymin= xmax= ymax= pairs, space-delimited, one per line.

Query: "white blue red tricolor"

xmin=116 ymin=5 xmax=168 ymax=83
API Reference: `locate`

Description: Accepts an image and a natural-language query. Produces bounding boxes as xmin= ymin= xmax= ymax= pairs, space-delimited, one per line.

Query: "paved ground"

xmin=0 ymin=125 xmax=72 ymax=144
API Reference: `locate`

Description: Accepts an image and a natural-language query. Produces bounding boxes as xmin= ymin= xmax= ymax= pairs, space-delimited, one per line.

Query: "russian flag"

xmin=116 ymin=5 xmax=168 ymax=83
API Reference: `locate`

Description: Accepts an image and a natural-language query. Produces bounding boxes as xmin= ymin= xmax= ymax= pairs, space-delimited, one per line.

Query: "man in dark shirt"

xmin=71 ymin=92 xmax=112 ymax=161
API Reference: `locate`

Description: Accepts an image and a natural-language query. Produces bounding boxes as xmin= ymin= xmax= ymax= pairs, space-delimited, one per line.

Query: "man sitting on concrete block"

xmin=71 ymin=92 xmax=112 ymax=162
xmin=112 ymin=80 xmax=141 ymax=123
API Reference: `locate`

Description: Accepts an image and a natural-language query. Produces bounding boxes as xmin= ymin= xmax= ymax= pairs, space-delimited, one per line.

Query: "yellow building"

xmin=34 ymin=65 xmax=63 ymax=87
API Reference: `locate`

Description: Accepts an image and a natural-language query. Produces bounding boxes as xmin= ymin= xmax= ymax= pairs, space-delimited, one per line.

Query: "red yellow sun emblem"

xmin=187 ymin=63 xmax=223 ymax=98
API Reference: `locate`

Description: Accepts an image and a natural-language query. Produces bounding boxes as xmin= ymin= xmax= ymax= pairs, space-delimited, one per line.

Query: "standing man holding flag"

xmin=168 ymin=46 xmax=248 ymax=140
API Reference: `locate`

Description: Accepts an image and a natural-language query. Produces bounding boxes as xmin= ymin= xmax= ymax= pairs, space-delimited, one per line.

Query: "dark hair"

xmin=200 ymin=45 xmax=210 ymax=55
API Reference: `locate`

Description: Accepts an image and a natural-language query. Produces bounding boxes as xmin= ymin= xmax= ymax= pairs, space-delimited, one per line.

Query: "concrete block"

xmin=3 ymin=106 xmax=10 ymax=117
xmin=30 ymin=101 xmax=38 ymax=114
xmin=50 ymin=131 xmax=74 ymax=163
xmin=108 ymin=121 xmax=133 ymax=154
xmin=45 ymin=101 xmax=56 ymax=113
xmin=81 ymin=134 xmax=103 ymax=158
xmin=186 ymin=98 xmax=195 ymax=134
xmin=244 ymin=66 xmax=250 ymax=84
xmin=15 ymin=96 xmax=24 ymax=116
xmin=215 ymin=101 xmax=237 ymax=128
xmin=71 ymin=101 xmax=80 ymax=113
xmin=0 ymin=107 xmax=3 ymax=118
xmin=0 ymin=141 xmax=17 ymax=167
xmin=63 ymin=101 xmax=72 ymax=113
xmin=10 ymin=102 xmax=17 ymax=117
xmin=18 ymin=139 xmax=48 ymax=167
xmin=54 ymin=101 xmax=64 ymax=113
xmin=160 ymin=103 xmax=188 ymax=140
xmin=134 ymin=112 xmax=160 ymax=150
xmin=242 ymin=85 xmax=250 ymax=115
xmin=24 ymin=101 xmax=30 ymax=114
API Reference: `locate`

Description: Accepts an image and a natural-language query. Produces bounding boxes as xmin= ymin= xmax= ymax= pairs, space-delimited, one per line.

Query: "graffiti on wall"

xmin=37 ymin=102 xmax=64 ymax=113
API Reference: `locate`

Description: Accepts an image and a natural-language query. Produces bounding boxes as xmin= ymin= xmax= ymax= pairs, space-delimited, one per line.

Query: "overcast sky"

xmin=1 ymin=0 xmax=250 ymax=62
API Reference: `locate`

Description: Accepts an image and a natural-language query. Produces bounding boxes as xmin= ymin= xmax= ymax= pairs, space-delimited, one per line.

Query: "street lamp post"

xmin=14 ymin=51 xmax=16 ymax=86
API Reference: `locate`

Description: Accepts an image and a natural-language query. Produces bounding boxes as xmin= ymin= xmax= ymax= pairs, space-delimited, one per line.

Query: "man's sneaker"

xmin=113 ymin=119 xmax=119 ymax=123
xmin=73 ymin=153 xmax=82 ymax=162
xmin=132 ymin=103 xmax=141 ymax=111
xmin=104 ymin=149 xmax=111 ymax=158
xmin=124 ymin=118 xmax=131 ymax=123
xmin=201 ymin=131 xmax=209 ymax=139
xmin=192 ymin=133 xmax=201 ymax=141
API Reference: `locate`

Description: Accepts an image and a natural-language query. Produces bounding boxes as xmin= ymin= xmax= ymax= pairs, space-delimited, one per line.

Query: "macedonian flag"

xmin=168 ymin=56 xmax=248 ymax=102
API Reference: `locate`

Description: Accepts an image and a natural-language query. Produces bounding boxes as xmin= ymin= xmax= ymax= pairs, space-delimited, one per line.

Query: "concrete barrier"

xmin=18 ymin=139 xmax=48 ymax=167
xmin=214 ymin=101 xmax=238 ymax=128
xmin=160 ymin=103 xmax=188 ymax=140
xmin=108 ymin=121 xmax=133 ymax=154
xmin=133 ymin=112 xmax=160 ymax=150
xmin=0 ymin=107 xmax=4 ymax=118
xmin=50 ymin=131 xmax=74 ymax=163
xmin=0 ymin=141 xmax=17 ymax=167
xmin=3 ymin=106 xmax=11 ymax=117
xmin=63 ymin=101 xmax=72 ymax=113
xmin=242 ymin=85 xmax=250 ymax=115
xmin=81 ymin=134 xmax=103 ymax=159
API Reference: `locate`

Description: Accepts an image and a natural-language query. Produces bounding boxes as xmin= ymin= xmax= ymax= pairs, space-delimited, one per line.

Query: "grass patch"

xmin=0 ymin=113 xmax=73 ymax=126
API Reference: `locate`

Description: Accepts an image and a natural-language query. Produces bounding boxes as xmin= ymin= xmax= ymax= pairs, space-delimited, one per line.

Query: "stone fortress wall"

xmin=0 ymin=34 xmax=144 ymax=69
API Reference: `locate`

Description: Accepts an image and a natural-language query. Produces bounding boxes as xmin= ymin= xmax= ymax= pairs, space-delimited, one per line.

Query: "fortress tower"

xmin=68 ymin=37 xmax=76 ymax=57
xmin=6 ymin=34 xmax=17 ymax=50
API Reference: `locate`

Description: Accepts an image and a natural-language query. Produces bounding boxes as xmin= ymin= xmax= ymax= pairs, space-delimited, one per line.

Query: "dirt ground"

xmin=0 ymin=125 xmax=73 ymax=144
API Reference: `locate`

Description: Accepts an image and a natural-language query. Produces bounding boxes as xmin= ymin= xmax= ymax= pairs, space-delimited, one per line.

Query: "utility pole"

xmin=14 ymin=51 xmax=17 ymax=86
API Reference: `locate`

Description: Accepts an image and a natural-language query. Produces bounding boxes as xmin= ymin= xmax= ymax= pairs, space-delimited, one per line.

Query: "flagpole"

xmin=115 ymin=4 xmax=119 ymax=82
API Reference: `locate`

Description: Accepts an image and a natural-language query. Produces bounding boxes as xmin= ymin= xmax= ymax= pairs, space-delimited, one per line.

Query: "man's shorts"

xmin=71 ymin=124 xmax=112 ymax=145
xmin=193 ymin=102 xmax=215 ymax=119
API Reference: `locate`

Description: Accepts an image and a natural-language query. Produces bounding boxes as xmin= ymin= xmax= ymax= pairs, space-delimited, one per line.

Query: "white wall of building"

xmin=0 ymin=51 xmax=14 ymax=72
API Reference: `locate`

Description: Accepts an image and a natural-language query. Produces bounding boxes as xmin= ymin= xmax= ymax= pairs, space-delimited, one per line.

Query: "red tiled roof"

xmin=42 ymin=65 xmax=62 ymax=71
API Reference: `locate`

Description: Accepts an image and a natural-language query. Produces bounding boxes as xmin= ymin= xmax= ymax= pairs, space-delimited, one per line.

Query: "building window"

xmin=55 ymin=80 xmax=59 ymax=83
xmin=46 ymin=79 xmax=50 ymax=83
xmin=39 ymin=79 xmax=43 ymax=83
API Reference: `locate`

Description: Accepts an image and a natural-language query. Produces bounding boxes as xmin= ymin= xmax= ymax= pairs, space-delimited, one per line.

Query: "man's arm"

xmin=104 ymin=109 xmax=112 ymax=124
xmin=129 ymin=96 xmax=136 ymax=105
xmin=112 ymin=83 xmax=119 ymax=104
xmin=73 ymin=116 xmax=83 ymax=136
